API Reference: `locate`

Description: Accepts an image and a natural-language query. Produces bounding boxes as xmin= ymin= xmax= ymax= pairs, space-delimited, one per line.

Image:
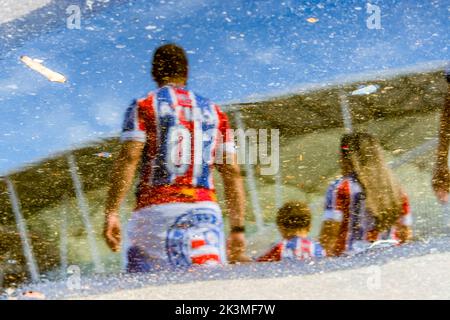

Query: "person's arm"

xmin=103 ymin=141 xmax=144 ymax=252
xmin=217 ymin=159 xmax=246 ymax=231
xmin=216 ymin=156 xmax=251 ymax=263
xmin=319 ymin=181 xmax=350 ymax=256
xmin=395 ymin=225 xmax=412 ymax=244
xmin=214 ymin=106 xmax=251 ymax=263
xmin=319 ymin=220 xmax=340 ymax=256
xmin=395 ymin=193 xmax=413 ymax=243
xmin=432 ymin=84 xmax=450 ymax=203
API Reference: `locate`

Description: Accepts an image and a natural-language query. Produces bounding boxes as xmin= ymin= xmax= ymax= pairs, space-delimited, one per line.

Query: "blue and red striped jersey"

xmin=323 ymin=175 xmax=412 ymax=255
xmin=121 ymin=85 xmax=235 ymax=209
xmin=257 ymin=236 xmax=326 ymax=262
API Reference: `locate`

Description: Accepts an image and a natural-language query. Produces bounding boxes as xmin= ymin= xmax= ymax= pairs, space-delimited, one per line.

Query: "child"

xmin=319 ymin=132 xmax=413 ymax=257
xmin=257 ymin=201 xmax=325 ymax=262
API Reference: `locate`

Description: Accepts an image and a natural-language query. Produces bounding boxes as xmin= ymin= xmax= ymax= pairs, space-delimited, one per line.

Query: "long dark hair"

xmin=340 ymin=132 xmax=404 ymax=231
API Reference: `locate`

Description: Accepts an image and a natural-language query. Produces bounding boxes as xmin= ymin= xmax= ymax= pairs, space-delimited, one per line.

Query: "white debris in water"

xmin=86 ymin=0 xmax=95 ymax=11
xmin=20 ymin=56 xmax=66 ymax=83
xmin=94 ymin=152 xmax=112 ymax=158
xmin=351 ymin=84 xmax=379 ymax=95
xmin=306 ymin=17 xmax=319 ymax=23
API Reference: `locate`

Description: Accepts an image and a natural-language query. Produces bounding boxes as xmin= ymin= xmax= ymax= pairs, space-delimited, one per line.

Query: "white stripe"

xmin=169 ymin=106 xmax=184 ymax=184
xmin=323 ymin=209 xmax=343 ymax=222
xmin=189 ymin=91 xmax=202 ymax=186
xmin=168 ymin=86 xmax=179 ymax=108
xmin=168 ymin=87 xmax=180 ymax=184
xmin=401 ymin=213 xmax=413 ymax=227
xmin=208 ymin=104 xmax=220 ymax=188
xmin=190 ymin=246 xmax=221 ymax=257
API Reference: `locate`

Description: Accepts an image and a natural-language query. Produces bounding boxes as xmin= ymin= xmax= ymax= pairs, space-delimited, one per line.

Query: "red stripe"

xmin=334 ymin=179 xmax=351 ymax=256
xmin=191 ymin=254 xmax=220 ymax=265
xmin=137 ymin=94 xmax=157 ymax=191
xmin=191 ymin=239 xmax=206 ymax=249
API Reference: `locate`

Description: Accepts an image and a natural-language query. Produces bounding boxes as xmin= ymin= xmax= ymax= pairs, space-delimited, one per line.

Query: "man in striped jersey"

xmin=103 ymin=44 xmax=250 ymax=272
xmin=257 ymin=202 xmax=325 ymax=262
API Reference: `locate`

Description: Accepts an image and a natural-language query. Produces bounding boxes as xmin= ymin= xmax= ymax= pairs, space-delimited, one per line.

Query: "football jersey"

xmin=323 ymin=175 xmax=412 ymax=255
xmin=257 ymin=236 xmax=325 ymax=262
xmin=121 ymin=85 xmax=235 ymax=209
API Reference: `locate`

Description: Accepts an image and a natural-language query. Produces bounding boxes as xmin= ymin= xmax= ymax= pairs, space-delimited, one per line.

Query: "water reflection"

xmin=1 ymin=69 xmax=448 ymax=287
xmin=0 ymin=0 xmax=449 ymax=292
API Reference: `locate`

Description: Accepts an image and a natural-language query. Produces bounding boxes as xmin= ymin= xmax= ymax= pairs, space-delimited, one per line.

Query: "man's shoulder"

xmin=190 ymin=90 xmax=216 ymax=107
xmin=328 ymin=176 xmax=344 ymax=190
xmin=135 ymin=91 xmax=156 ymax=107
xmin=189 ymin=91 xmax=229 ymax=118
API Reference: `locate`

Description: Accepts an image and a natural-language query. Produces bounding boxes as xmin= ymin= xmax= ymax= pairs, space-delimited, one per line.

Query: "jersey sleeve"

xmin=256 ymin=243 xmax=283 ymax=262
xmin=214 ymin=105 xmax=236 ymax=156
xmin=120 ymin=100 xmax=147 ymax=143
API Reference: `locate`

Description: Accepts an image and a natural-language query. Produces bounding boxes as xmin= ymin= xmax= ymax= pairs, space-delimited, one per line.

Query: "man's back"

xmin=121 ymin=85 xmax=234 ymax=209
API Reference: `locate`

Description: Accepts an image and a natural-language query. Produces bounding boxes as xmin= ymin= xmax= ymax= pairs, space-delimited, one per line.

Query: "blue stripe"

xmin=314 ymin=242 xmax=325 ymax=258
xmin=196 ymin=95 xmax=216 ymax=188
xmin=324 ymin=178 xmax=342 ymax=210
xmin=152 ymin=87 xmax=174 ymax=185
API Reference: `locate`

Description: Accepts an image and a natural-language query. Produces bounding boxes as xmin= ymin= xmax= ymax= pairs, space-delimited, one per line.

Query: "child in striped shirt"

xmin=257 ymin=201 xmax=325 ymax=262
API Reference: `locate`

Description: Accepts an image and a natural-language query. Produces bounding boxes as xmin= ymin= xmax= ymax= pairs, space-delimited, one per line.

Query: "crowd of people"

xmin=103 ymin=43 xmax=449 ymax=272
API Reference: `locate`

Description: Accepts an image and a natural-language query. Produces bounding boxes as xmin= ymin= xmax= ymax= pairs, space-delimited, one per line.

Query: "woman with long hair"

xmin=319 ymin=132 xmax=413 ymax=256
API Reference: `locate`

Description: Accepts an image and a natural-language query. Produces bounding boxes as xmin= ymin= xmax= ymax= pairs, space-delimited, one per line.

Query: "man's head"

xmin=152 ymin=44 xmax=188 ymax=87
xmin=276 ymin=201 xmax=312 ymax=239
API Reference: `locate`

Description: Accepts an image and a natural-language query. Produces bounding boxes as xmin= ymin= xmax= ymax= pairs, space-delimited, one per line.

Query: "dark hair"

xmin=152 ymin=44 xmax=188 ymax=86
xmin=339 ymin=132 xmax=404 ymax=232
xmin=340 ymin=133 xmax=357 ymax=160
xmin=276 ymin=201 xmax=312 ymax=231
